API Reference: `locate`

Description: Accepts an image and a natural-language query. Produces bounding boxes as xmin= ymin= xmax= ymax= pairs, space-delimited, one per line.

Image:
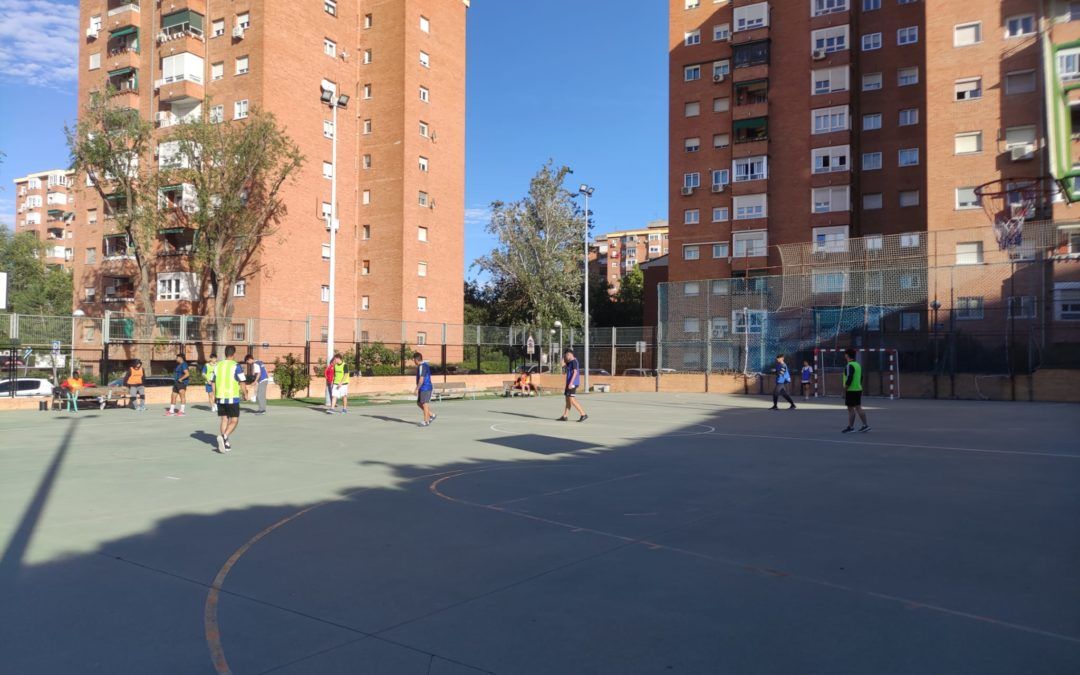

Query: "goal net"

xmin=813 ymin=347 xmax=899 ymax=399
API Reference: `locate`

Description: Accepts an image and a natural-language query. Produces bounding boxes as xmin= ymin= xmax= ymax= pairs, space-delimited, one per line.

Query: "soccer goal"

xmin=812 ymin=347 xmax=899 ymax=399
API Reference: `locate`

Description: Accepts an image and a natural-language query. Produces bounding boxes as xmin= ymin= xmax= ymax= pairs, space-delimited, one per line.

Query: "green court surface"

xmin=1 ymin=393 xmax=1078 ymax=674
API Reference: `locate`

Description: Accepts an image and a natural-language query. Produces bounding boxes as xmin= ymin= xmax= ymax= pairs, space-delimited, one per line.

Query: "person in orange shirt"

xmin=63 ymin=370 xmax=85 ymax=413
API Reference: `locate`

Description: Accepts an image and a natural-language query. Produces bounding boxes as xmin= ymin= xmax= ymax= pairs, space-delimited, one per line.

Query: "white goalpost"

xmin=812 ymin=347 xmax=899 ymax=400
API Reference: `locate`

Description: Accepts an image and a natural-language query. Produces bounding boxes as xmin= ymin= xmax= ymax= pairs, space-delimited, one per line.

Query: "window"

xmin=235 ymin=11 xmax=250 ymax=29
xmin=1004 ymin=126 xmax=1037 ymax=149
xmin=235 ymin=56 xmax=249 ymax=75
xmin=1005 ymin=70 xmax=1037 ymax=94
xmin=812 ymin=25 xmax=849 ymax=54
xmin=419 ymin=51 xmax=430 ymax=68
xmin=956 ymin=297 xmax=984 ymax=320
xmin=683 ymin=172 xmax=701 ymax=189
xmin=361 ymin=224 xmax=371 ymax=240
xmin=86 ymin=248 xmax=97 ymax=264
xmin=865 ymin=271 xmax=884 ymax=292
xmin=161 ymin=53 xmax=205 ymax=84
xmin=212 ymin=19 xmax=225 ymax=37
xmin=320 ymin=202 xmax=332 ymax=221
xmin=323 ymin=120 xmax=335 ymax=139
xmin=954 ymin=22 xmax=981 ymax=47
xmin=813 ymin=105 xmax=849 ymax=133
xmin=234 ymin=280 xmax=246 ymax=297
xmin=211 ymin=62 xmax=223 ymax=80
xmin=1006 ymin=15 xmax=1035 ymax=38
xmin=862 ymin=152 xmax=882 ymax=171
xmin=712 ymin=207 xmax=730 ymax=222
xmin=363 ymin=49 xmax=372 ymax=64
xmin=711 ymin=280 xmax=731 ymax=296
xmin=955 ymin=78 xmax=982 ymax=101
xmin=420 ymin=15 xmax=430 ymax=33
xmin=862 ymin=32 xmax=882 ymax=51
xmin=901 ymin=312 xmax=921 ymax=331
xmin=361 ymin=295 xmax=370 ymax=311
xmin=713 ymin=242 xmax=730 ymax=258
xmin=683 ymin=245 xmax=700 ymax=260
xmin=813 ymin=225 xmax=849 ymax=252
xmin=416 ymin=332 xmax=427 ymax=346
xmin=89 ymin=14 xmax=102 ymax=33
xmin=321 ymin=243 xmax=331 ymax=260
xmin=954 ymin=131 xmax=982 ymax=155
xmin=418 ymin=261 xmax=427 ymax=277
xmin=685 ymin=0 xmax=700 ymax=8
xmin=862 ymin=72 xmax=882 ymax=91
xmin=899 ymin=190 xmax=920 ymax=207
xmin=897 ymin=26 xmax=918 ymax=45
xmin=364 ymin=13 xmax=372 ymax=29
xmin=733 ymin=309 xmax=766 ymax=335
xmin=418 ymin=156 xmax=429 ymax=172
xmin=1054 ymin=283 xmax=1080 ymax=320
xmin=325 ymin=0 xmax=337 ymax=16
xmin=418 ymin=226 xmax=428 ymax=242
xmin=812 ymin=145 xmax=850 ymax=173
xmin=685 ymin=30 xmax=701 ymax=45
xmin=734 ymin=2 xmax=769 ymax=31
xmin=734 ymin=195 xmax=767 ymax=220
xmin=714 ymin=133 xmax=730 ymax=148
xmin=683 ymin=318 xmax=701 ymax=334
xmin=361 ymin=190 xmax=370 ymax=205
xmin=1009 ymin=296 xmax=1037 ymax=319
xmin=812 ymin=270 xmax=849 ymax=293
xmin=713 ymin=23 xmax=730 ymax=41
xmin=813 ymin=0 xmax=848 ymax=17
xmin=209 ymin=105 xmax=223 ymax=124
xmin=865 ymin=234 xmax=883 ymax=251
xmin=812 ymin=66 xmax=848 ymax=94
xmin=900 ymin=273 xmax=921 ymax=290
xmin=685 ymin=137 xmax=701 ymax=152
xmin=322 ymin=161 xmax=333 ymax=179
xmin=324 ymin=39 xmax=336 ymax=57
xmin=418 ymin=191 xmax=429 ymax=206
xmin=362 ymin=84 xmax=372 ymax=99
xmin=711 ymin=169 xmax=730 ymax=188
xmin=733 ymin=155 xmax=767 ymax=181
xmin=684 ymin=65 xmax=701 ymax=81
xmin=89 ymin=52 xmax=100 ymax=70
xmin=863 ymin=0 xmax=880 ymax=9
xmin=363 ymin=119 xmax=372 ymax=134
xmin=684 ymin=209 xmax=700 ymax=225
xmin=87 ymin=209 xmax=97 ymax=224
xmin=731 ymin=230 xmax=769 ymax=261
xmin=956 ymin=187 xmax=980 ymax=209
xmin=955 ymin=241 xmax=984 ymax=264
xmin=321 ymin=285 xmax=330 ymax=302
xmin=684 ymin=101 xmax=701 ymax=117
xmin=899 ymin=108 xmax=918 ymax=126
xmin=862 ymin=113 xmax=882 ymax=130
xmin=901 ymin=232 xmax=920 ymax=248
xmin=712 ymin=60 xmax=730 ymax=79
xmin=733 ymin=41 xmax=770 ymax=68
xmin=419 ymin=86 xmax=429 ymax=102
xmin=158 ymin=276 xmax=182 ymax=301
xmin=812 ymin=186 xmax=850 ymax=213
xmin=898 ymin=67 xmax=918 ymax=86
xmin=361 ymin=259 xmax=370 ymax=276
xmin=713 ymin=97 xmax=730 ymax=113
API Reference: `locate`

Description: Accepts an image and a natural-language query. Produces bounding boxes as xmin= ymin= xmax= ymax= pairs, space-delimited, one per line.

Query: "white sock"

xmin=169 ymin=405 xmax=175 ymax=412
xmin=180 ymin=405 xmax=185 ymax=412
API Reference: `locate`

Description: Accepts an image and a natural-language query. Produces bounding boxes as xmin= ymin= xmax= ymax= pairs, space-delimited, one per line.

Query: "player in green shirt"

xmin=841 ymin=348 xmax=870 ymax=433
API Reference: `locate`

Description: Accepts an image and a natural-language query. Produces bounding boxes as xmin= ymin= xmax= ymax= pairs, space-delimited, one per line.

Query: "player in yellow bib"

xmin=209 ymin=345 xmax=246 ymax=453
xmin=841 ymin=348 xmax=870 ymax=433
xmin=327 ymin=354 xmax=350 ymax=414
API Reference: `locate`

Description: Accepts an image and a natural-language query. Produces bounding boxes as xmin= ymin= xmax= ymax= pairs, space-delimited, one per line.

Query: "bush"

xmin=358 ymin=342 xmax=400 ymax=375
xmin=273 ymin=353 xmax=311 ymax=398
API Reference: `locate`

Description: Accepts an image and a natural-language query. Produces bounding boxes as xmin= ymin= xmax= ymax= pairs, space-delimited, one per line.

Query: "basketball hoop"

xmin=973 ymin=177 xmax=1058 ymax=250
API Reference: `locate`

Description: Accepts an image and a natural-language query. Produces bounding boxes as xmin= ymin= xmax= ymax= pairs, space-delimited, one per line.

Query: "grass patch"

xmin=268 ymin=395 xmax=412 ymax=408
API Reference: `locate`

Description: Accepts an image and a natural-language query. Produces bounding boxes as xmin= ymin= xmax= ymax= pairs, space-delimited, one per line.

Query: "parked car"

xmin=0 ymin=378 xmax=56 ymax=397
xmin=107 ymin=376 xmax=176 ymax=388
xmin=587 ymin=368 xmax=611 ymax=376
xmin=656 ymin=368 xmax=678 ymax=375
xmin=623 ymin=368 xmax=654 ymax=377
xmin=517 ymin=365 xmax=552 ymax=375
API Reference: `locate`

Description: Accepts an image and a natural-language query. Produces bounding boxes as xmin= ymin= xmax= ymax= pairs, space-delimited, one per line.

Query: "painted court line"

xmin=488 ymin=472 xmax=648 ymax=507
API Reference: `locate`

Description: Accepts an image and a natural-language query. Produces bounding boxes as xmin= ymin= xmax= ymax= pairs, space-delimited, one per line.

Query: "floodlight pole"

xmin=580 ymin=185 xmax=595 ymax=392
xmin=322 ymin=92 xmax=346 ymax=362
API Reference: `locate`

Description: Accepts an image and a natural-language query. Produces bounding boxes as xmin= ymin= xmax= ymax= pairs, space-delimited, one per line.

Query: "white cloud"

xmin=0 ymin=0 xmax=79 ymax=89
xmin=464 ymin=207 xmax=491 ymax=227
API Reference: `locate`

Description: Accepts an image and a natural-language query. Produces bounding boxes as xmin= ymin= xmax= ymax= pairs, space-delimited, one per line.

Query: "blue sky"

xmin=0 ymin=1 xmax=669 ymax=280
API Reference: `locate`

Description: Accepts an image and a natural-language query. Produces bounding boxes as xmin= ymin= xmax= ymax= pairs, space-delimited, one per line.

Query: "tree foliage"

xmin=474 ymin=162 xmax=585 ymax=328
xmin=272 ymin=353 xmax=310 ymax=398
xmin=0 ymin=227 xmax=73 ymax=314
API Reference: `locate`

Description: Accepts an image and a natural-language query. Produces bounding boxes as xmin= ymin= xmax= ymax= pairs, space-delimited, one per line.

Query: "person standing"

xmin=412 ymin=352 xmax=437 ymax=426
xmin=801 ymin=360 xmax=814 ymax=401
xmin=63 ymin=370 xmax=85 ymax=413
xmin=323 ymin=359 xmax=335 ymax=409
xmin=123 ymin=359 xmax=146 ymax=411
xmin=245 ymin=353 xmax=270 ymax=415
xmin=210 ymin=345 xmax=246 ymax=453
xmin=558 ymin=349 xmax=587 ymax=422
xmin=769 ymin=353 xmax=796 ymax=410
xmin=202 ymin=354 xmax=218 ymax=413
xmin=326 ymin=354 xmax=350 ymax=414
xmin=841 ymin=348 xmax=870 ymax=433
xmin=166 ymin=353 xmax=190 ymax=416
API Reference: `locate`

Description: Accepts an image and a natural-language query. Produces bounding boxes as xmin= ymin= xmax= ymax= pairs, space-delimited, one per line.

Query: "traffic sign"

xmin=51 ymin=340 xmax=61 ymax=355
xmin=526 ymin=336 xmax=535 ymax=355
xmin=635 ymin=341 xmax=647 ymax=354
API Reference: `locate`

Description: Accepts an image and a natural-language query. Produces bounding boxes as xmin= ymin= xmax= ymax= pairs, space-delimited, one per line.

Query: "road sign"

xmin=526 ymin=336 xmax=535 ymax=355
xmin=51 ymin=340 xmax=61 ymax=356
xmin=635 ymin=341 xmax=647 ymax=354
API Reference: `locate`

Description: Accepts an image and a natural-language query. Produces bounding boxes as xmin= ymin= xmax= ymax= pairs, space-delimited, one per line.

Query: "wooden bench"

xmin=432 ymin=381 xmax=483 ymax=401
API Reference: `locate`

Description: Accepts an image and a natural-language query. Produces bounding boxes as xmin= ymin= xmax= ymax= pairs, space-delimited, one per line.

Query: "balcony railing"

xmin=108 ymin=3 xmax=140 ymax=17
xmin=155 ymin=72 xmax=203 ymax=88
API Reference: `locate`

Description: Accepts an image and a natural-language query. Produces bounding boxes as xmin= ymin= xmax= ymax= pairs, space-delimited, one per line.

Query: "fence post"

xmin=610 ymin=327 xmax=616 ymax=376
xmin=304 ymin=341 xmax=312 ymax=397
xmin=8 ymin=313 xmax=16 ymax=342
xmin=476 ymin=325 xmax=481 ymax=373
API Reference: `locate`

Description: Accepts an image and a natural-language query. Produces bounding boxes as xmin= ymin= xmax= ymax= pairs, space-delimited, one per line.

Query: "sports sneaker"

xmin=859 ymin=425 xmax=871 ymax=433
xmin=177 ymin=411 xmax=186 ymax=417
xmin=326 ymin=408 xmax=337 ymax=415
xmin=223 ymin=437 xmax=232 ymax=450
xmin=419 ymin=421 xmax=429 ymax=427
xmin=841 ymin=427 xmax=855 ymax=434
xmin=556 ymin=416 xmax=568 ymax=422
xmin=429 ymin=414 xmax=437 ymax=424
xmin=216 ymin=435 xmax=225 ymax=453
xmin=769 ymin=406 xmax=778 ymax=410
xmin=788 ymin=404 xmax=797 ymax=410
xmin=165 ymin=410 xmax=175 ymax=417
xmin=341 ymin=409 xmax=348 ymax=414
xmin=578 ymin=415 xmax=589 ymax=423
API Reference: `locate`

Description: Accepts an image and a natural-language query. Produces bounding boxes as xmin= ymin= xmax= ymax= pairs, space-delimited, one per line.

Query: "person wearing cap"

xmin=123 ymin=359 xmax=146 ymax=411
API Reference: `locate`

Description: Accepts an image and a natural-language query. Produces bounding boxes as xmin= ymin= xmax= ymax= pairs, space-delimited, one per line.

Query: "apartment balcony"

xmin=158 ymin=31 xmax=205 ymax=58
xmin=156 ymin=74 xmax=203 ymax=103
xmin=106 ymin=2 xmax=140 ymax=31
xmin=106 ymin=46 xmax=140 ymax=73
xmin=157 ymin=9 xmax=206 ymax=56
xmin=159 ymin=0 xmax=206 ymax=15
xmin=733 ymin=102 xmax=767 ymax=121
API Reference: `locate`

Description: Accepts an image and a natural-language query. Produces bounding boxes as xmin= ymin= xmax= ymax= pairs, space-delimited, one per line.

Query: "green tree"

xmin=273 ymin=353 xmax=311 ymax=398
xmin=0 ymin=227 xmax=73 ymax=314
xmin=165 ymin=106 xmax=304 ymax=344
xmin=614 ymin=265 xmax=645 ymax=325
xmin=474 ymin=162 xmax=585 ymax=328
xmin=358 ymin=342 xmax=400 ymax=375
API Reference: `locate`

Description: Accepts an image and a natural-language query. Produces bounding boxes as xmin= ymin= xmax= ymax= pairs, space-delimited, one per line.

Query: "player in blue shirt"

xmin=800 ymin=360 xmax=814 ymax=401
xmin=557 ymin=349 xmax=588 ymax=422
xmin=769 ymin=353 xmax=796 ymax=410
xmin=412 ymin=351 xmax=437 ymax=427
xmin=244 ymin=353 xmax=271 ymax=415
xmin=167 ymin=353 xmax=190 ymax=416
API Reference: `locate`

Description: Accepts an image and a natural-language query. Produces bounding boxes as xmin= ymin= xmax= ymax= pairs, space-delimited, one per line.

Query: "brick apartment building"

xmin=667 ymin=0 xmax=1080 ymax=355
xmin=73 ymin=0 xmax=468 ymax=347
xmin=591 ymin=219 xmax=669 ymax=293
xmin=12 ymin=170 xmax=78 ymax=270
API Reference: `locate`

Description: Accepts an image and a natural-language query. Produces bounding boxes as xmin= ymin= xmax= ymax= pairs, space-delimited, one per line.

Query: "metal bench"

xmin=433 ymin=381 xmax=482 ymax=401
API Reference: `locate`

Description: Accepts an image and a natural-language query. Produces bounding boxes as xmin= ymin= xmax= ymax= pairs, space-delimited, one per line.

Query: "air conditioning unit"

xmin=87 ymin=27 xmax=100 ymax=39
xmin=429 ymin=199 xmax=436 ymax=209
xmin=157 ymin=32 xmax=168 ymax=43
xmin=812 ymin=49 xmax=827 ymax=60
xmin=711 ymin=184 xmax=726 ymax=193
xmin=232 ymin=26 xmax=245 ymax=39
xmin=1010 ymin=144 xmax=1035 ymax=161
xmin=713 ymin=73 xmax=725 ymax=83
xmin=681 ymin=186 xmax=694 ymax=196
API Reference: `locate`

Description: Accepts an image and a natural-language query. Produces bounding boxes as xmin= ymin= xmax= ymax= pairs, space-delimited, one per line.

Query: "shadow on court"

xmin=2 ymin=396 xmax=1080 ymax=674
xmin=488 ymin=410 xmax=555 ymax=420
xmin=189 ymin=431 xmax=219 ymax=449
xmin=362 ymin=414 xmax=419 ymax=426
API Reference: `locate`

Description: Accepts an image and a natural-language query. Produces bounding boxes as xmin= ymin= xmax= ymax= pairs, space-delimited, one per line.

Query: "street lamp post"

xmin=553 ymin=320 xmax=563 ymax=373
xmin=320 ymin=87 xmax=350 ymax=362
xmin=578 ymin=184 xmax=594 ymax=392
